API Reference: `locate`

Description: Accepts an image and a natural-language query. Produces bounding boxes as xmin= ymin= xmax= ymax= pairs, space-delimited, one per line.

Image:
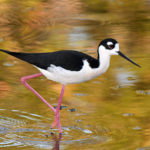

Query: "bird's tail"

xmin=0 ymin=49 xmax=19 ymax=56
xmin=0 ymin=49 xmax=35 ymax=65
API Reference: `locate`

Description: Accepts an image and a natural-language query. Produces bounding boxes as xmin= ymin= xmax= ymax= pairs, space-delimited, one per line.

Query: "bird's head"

xmin=98 ymin=38 xmax=141 ymax=68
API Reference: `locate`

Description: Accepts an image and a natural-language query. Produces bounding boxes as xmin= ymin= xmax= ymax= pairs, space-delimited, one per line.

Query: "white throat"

xmin=98 ymin=46 xmax=111 ymax=74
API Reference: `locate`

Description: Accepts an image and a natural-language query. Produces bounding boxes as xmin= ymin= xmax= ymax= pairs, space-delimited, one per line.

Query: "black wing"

xmin=0 ymin=49 xmax=99 ymax=71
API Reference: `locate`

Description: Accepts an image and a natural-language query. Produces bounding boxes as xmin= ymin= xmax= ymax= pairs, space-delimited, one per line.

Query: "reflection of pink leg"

xmin=52 ymin=85 xmax=65 ymax=133
xmin=51 ymin=132 xmax=62 ymax=150
xmin=21 ymin=73 xmax=56 ymax=113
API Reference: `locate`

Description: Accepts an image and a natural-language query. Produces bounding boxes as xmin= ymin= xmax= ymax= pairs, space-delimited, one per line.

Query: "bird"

xmin=0 ymin=38 xmax=141 ymax=134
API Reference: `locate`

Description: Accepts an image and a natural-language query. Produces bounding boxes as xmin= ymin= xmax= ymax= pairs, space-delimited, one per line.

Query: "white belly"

xmin=35 ymin=59 xmax=110 ymax=85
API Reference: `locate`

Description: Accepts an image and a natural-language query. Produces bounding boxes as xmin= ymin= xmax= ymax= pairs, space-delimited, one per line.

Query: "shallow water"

xmin=0 ymin=0 xmax=150 ymax=150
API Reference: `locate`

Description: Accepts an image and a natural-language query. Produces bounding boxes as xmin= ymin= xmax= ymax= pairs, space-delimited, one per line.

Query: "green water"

xmin=0 ymin=0 xmax=150 ymax=149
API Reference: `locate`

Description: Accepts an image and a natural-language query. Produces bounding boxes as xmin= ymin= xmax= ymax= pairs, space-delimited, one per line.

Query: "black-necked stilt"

xmin=0 ymin=38 xmax=140 ymax=133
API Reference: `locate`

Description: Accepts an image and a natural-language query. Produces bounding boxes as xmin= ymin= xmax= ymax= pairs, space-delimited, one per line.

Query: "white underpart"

xmin=35 ymin=43 xmax=119 ymax=85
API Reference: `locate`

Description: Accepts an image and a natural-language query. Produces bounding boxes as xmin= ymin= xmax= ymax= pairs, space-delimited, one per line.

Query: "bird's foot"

xmin=51 ymin=120 xmax=58 ymax=128
xmin=51 ymin=117 xmax=62 ymax=134
xmin=51 ymin=115 xmax=59 ymax=128
xmin=51 ymin=112 xmax=62 ymax=133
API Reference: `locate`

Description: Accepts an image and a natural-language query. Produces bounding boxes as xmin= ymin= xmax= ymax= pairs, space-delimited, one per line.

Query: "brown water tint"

xmin=0 ymin=0 xmax=150 ymax=150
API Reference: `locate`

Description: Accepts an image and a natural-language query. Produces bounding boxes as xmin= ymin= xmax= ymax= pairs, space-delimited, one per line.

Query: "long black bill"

xmin=117 ymin=51 xmax=141 ymax=68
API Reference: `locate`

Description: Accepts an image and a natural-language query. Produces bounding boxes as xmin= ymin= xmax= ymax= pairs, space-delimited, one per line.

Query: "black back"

xmin=0 ymin=49 xmax=99 ymax=71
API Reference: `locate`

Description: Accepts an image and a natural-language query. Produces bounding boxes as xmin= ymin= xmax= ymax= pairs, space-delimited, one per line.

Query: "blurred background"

xmin=0 ymin=0 xmax=150 ymax=150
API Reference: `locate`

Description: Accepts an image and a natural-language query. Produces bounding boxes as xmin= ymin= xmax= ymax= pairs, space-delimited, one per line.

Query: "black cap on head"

xmin=99 ymin=38 xmax=141 ymax=68
xmin=99 ymin=38 xmax=118 ymax=50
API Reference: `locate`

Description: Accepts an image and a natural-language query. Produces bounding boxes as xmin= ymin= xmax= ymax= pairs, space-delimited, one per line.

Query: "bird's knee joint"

xmin=21 ymin=77 xmax=26 ymax=84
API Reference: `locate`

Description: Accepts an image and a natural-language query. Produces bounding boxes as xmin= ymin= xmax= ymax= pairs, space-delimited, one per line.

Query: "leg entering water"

xmin=21 ymin=73 xmax=65 ymax=133
xmin=51 ymin=85 xmax=65 ymax=133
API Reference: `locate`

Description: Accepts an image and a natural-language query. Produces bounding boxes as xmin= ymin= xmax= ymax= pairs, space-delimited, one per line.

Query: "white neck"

xmin=98 ymin=46 xmax=111 ymax=74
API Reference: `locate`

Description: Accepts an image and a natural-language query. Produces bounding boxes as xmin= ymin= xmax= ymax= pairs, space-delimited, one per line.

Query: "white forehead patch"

xmin=107 ymin=42 xmax=113 ymax=45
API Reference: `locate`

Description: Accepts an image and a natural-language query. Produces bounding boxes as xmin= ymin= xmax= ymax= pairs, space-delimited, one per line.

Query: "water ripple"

xmin=0 ymin=109 xmax=109 ymax=149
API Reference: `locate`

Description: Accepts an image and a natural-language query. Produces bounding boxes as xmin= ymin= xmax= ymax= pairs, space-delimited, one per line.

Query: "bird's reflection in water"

xmin=51 ymin=133 xmax=62 ymax=150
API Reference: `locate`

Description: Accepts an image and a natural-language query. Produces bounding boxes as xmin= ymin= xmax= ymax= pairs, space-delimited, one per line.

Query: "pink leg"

xmin=52 ymin=85 xmax=65 ymax=133
xmin=21 ymin=73 xmax=56 ymax=113
xmin=21 ymin=73 xmax=65 ymax=133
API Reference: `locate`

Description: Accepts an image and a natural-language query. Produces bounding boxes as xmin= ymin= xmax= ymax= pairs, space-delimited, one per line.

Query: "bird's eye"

xmin=108 ymin=44 xmax=115 ymax=49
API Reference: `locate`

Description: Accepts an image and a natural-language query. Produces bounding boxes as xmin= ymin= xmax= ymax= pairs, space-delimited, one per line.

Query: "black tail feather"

xmin=0 ymin=49 xmax=40 ymax=66
xmin=0 ymin=49 xmax=32 ymax=61
xmin=0 ymin=49 xmax=53 ymax=70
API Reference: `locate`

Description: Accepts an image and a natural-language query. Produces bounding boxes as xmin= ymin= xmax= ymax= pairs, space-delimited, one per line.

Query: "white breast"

xmin=35 ymin=52 xmax=111 ymax=85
